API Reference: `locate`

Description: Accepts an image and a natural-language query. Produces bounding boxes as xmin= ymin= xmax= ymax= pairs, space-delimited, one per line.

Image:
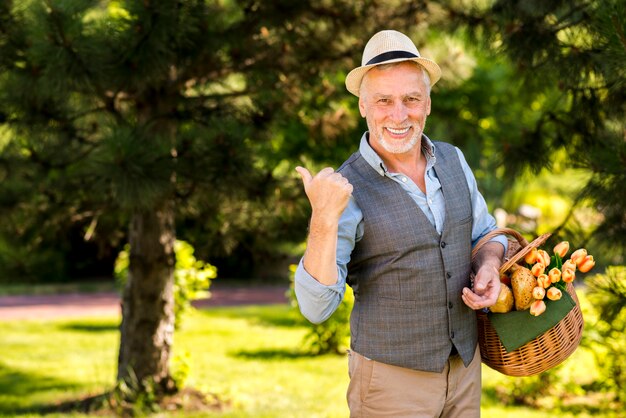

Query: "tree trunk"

xmin=117 ymin=199 xmax=176 ymax=391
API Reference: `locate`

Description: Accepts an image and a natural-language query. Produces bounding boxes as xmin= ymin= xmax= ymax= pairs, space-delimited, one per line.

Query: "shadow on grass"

xmin=59 ymin=322 xmax=119 ymax=333
xmin=0 ymin=361 xmax=83 ymax=415
xmin=233 ymin=348 xmax=321 ymax=360
xmin=202 ymin=305 xmax=305 ymax=329
xmin=0 ymin=361 xmax=226 ymax=416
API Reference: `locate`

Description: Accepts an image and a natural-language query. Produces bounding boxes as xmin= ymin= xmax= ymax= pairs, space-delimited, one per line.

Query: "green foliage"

xmin=428 ymin=48 xmax=560 ymax=207
xmin=494 ymin=368 xmax=559 ymax=406
xmin=1 ymin=0 xmax=468 ymax=281
xmin=0 ymin=235 xmax=66 ymax=283
xmin=586 ymin=266 xmax=626 ymax=405
xmin=171 ymin=240 xmax=217 ymax=326
xmin=110 ymin=367 xmax=161 ymax=416
xmin=443 ymin=0 xmax=626 ymax=255
xmin=115 ymin=240 xmax=217 ymax=328
xmin=1 ymin=0 xmax=621 ymax=280
xmin=287 ymin=264 xmax=353 ymax=355
xmin=170 ymin=350 xmax=192 ymax=390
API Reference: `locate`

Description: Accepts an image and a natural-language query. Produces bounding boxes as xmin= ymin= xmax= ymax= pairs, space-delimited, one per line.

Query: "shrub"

xmin=115 ymin=240 xmax=217 ymax=328
xmin=287 ymin=264 xmax=353 ymax=355
xmin=586 ymin=266 xmax=626 ymax=406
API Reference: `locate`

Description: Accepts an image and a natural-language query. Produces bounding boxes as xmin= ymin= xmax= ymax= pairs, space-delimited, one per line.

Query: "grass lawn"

xmin=0 ymin=303 xmax=616 ymax=417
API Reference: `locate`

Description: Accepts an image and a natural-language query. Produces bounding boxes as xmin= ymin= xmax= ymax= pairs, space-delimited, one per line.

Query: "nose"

xmin=390 ymin=101 xmax=408 ymax=123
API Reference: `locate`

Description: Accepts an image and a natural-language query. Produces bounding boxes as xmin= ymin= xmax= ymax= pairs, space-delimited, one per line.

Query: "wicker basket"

xmin=472 ymin=228 xmax=584 ymax=376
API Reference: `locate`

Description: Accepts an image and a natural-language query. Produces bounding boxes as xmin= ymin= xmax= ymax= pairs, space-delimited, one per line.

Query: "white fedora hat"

xmin=345 ymin=30 xmax=441 ymax=97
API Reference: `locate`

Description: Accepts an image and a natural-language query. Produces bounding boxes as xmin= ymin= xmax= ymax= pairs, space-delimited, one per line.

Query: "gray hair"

xmin=360 ymin=61 xmax=431 ymax=99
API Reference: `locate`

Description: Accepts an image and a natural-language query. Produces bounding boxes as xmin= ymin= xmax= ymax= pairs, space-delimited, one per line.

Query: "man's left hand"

xmin=462 ymin=265 xmax=501 ymax=310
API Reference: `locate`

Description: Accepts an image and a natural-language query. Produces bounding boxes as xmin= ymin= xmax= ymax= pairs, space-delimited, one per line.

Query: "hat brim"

xmin=345 ymin=57 xmax=441 ymax=97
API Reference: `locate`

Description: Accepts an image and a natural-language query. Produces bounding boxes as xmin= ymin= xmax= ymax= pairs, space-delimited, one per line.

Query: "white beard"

xmin=376 ymin=129 xmax=420 ymax=154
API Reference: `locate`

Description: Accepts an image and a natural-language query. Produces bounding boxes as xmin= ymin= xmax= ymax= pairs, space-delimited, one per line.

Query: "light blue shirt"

xmin=295 ymin=133 xmax=507 ymax=324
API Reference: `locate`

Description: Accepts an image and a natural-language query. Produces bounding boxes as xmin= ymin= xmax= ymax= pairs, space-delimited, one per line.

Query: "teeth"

xmin=387 ymin=127 xmax=410 ymax=135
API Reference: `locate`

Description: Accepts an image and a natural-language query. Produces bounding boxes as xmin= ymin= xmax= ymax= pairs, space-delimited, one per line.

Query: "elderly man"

xmin=294 ymin=30 xmax=506 ymax=417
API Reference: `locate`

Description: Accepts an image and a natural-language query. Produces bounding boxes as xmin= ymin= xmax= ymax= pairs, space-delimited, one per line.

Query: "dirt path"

xmin=0 ymin=284 xmax=289 ymax=321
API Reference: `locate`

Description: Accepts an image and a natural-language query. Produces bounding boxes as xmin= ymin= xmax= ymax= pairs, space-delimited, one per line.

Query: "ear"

xmin=359 ymin=97 xmax=367 ymax=118
xmin=426 ymin=96 xmax=431 ymax=116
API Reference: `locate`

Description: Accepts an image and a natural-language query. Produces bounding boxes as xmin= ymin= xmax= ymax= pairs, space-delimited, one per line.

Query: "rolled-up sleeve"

xmin=294 ymin=197 xmax=361 ymax=324
xmin=294 ymin=260 xmax=346 ymax=324
xmin=456 ymin=148 xmax=508 ymax=252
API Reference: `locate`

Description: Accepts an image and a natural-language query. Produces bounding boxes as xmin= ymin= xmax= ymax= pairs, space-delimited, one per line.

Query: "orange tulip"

xmin=546 ymin=287 xmax=562 ymax=301
xmin=562 ymin=268 xmax=576 ymax=283
xmin=524 ymin=247 xmax=538 ymax=264
xmin=531 ymin=262 xmax=546 ymax=277
xmin=532 ymin=286 xmax=546 ymax=300
xmin=578 ymin=255 xmax=595 ymax=273
xmin=562 ymin=259 xmax=577 ymax=272
xmin=548 ymin=267 xmax=561 ymax=283
xmin=530 ymin=300 xmax=547 ymax=316
xmin=553 ymin=241 xmax=570 ymax=258
xmin=537 ymin=274 xmax=551 ymax=288
xmin=571 ymin=248 xmax=588 ymax=266
xmin=538 ymin=250 xmax=551 ymax=266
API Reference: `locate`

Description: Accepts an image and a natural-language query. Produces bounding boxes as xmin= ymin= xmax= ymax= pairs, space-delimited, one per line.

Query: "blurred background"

xmin=0 ymin=0 xmax=624 ymax=417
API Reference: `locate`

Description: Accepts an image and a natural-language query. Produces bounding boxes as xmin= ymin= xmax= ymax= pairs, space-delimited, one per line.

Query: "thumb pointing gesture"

xmin=295 ymin=166 xmax=313 ymax=190
xmin=295 ymin=166 xmax=352 ymax=220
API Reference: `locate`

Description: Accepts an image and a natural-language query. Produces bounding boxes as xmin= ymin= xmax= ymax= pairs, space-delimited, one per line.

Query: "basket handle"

xmin=472 ymin=227 xmax=551 ymax=275
xmin=471 ymin=227 xmax=528 ymax=259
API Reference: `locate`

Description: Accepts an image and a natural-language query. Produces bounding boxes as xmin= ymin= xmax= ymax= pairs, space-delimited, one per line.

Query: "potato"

xmin=490 ymin=283 xmax=514 ymax=313
xmin=511 ymin=265 xmax=537 ymax=310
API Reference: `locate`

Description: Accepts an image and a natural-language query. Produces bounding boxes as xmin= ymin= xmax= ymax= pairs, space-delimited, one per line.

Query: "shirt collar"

xmin=358 ymin=132 xmax=437 ymax=177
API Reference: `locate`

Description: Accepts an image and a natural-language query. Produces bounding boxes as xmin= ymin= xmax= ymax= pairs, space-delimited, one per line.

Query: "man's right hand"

xmin=295 ymin=166 xmax=353 ymax=222
xmin=295 ymin=166 xmax=353 ymax=286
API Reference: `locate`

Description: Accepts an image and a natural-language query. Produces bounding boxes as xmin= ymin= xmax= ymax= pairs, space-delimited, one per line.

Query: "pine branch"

xmin=68 ymin=106 xmax=109 ymax=122
xmin=612 ymin=14 xmax=626 ymax=52
xmin=44 ymin=1 xmax=101 ymax=94
xmin=551 ymin=1 xmax=592 ymax=32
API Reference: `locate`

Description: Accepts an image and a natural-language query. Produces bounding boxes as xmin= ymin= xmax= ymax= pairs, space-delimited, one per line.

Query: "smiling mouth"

xmin=386 ymin=127 xmax=411 ymax=136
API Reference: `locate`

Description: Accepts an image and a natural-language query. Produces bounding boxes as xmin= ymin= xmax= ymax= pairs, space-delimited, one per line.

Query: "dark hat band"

xmin=365 ymin=50 xmax=419 ymax=66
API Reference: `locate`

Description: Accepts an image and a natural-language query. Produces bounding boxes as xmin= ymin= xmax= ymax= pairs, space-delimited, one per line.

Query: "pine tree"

xmin=443 ymin=0 xmax=626 ymax=254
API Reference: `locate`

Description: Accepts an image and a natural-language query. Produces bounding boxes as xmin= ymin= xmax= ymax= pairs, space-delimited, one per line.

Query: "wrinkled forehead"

xmin=361 ymin=62 xmax=430 ymax=98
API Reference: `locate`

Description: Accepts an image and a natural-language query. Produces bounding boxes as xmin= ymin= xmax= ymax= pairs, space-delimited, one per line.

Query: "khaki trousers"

xmin=347 ymin=347 xmax=482 ymax=418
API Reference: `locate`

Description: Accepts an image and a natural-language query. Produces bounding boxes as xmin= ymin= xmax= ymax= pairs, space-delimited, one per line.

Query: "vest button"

xmin=448 ymin=301 xmax=453 ymax=309
xmin=440 ymin=241 xmax=447 ymax=248
xmin=446 ymin=272 xmax=452 ymax=279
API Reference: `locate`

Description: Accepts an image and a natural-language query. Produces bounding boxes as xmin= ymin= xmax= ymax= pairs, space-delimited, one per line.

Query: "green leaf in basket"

xmin=488 ymin=291 xmax=576 ymax=352
xmin=549 ymin=253 xmax=562 ymax=271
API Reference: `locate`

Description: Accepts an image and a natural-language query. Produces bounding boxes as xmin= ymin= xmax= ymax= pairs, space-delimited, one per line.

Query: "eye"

xmin=406 ymin=96 xmax=419 ymax=102
xmin=377 ymin=98 xmax=390 ymax=104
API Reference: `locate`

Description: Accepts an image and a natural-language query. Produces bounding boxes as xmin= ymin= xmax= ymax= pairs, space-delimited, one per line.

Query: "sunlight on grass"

xmin=176 ymin=306 xmax=349 ymax=417
xmin=0 ymin=318 xmax=117 ymax=414
xmin=0 ymin=307 xmax=350 ymax=417
xmin=0 ymin=302 xmax=616 ymax=417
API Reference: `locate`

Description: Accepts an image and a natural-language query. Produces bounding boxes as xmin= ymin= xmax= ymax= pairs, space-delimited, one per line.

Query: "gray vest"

xmin=338 ymin=141 xmax=476 ymax=373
